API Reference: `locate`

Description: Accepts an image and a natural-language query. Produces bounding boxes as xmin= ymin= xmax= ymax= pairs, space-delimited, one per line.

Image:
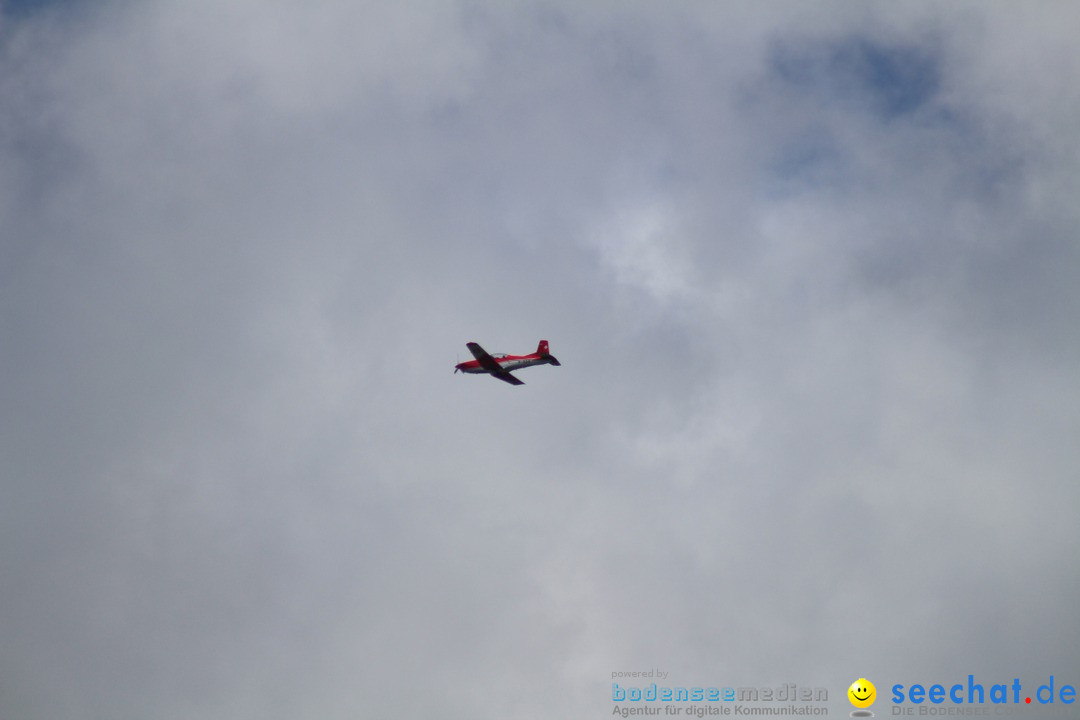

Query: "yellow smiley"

xmin=848 ymin=678 xmax=876 ymax=708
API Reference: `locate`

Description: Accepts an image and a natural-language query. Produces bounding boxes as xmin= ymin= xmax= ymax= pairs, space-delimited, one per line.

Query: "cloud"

xmin=2 ymin=1 xmax=1078 ymax=717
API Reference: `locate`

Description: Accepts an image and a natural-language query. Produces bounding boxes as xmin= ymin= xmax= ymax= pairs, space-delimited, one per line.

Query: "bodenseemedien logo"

xmin=847 ymin=678 xmax=876 ymax=717
xmin=609 ymin=672 xmax=828 ymax=717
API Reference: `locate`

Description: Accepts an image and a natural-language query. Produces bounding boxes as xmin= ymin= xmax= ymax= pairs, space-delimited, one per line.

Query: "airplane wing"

xmin=466 ymin=342 xmax=502 ymax=373
xmin=466 ymin=342 xmax=525 ymax=385
xmin=491 ymin=370 xmax=525 ymax=386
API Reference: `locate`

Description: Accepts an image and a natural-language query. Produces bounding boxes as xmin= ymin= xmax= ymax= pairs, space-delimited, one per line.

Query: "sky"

xmin=1 ymin=1 xmax=1078 ymax=718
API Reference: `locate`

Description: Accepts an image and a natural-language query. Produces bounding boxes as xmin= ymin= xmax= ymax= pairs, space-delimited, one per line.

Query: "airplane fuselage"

xmin=455 ymin=354 xmax=550 ymax=374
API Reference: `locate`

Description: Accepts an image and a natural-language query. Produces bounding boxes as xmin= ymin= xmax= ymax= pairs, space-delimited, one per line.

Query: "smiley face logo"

xmin=848 ymin=678 xmax=876 ymax=708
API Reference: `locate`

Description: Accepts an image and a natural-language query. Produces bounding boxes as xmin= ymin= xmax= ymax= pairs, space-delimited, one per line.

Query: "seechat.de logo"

xmin=848 ymin=678 xmax=876 ymax=718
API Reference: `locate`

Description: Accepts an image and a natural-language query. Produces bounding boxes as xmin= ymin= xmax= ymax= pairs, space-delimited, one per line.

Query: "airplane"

xmin=454 ymin=340 xmax=561 ymax=386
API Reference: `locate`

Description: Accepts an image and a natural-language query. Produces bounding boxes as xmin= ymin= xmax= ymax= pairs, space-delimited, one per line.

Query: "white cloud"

xmin=2 ymin=2 xmax=1078 ymax=718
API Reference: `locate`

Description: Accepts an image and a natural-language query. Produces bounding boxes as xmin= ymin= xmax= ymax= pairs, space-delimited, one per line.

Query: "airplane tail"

xmin=537 ymin=339 xmax=561 ymax=366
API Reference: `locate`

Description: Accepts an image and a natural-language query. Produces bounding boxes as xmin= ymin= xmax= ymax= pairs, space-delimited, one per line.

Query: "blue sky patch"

xmin=2 ymin=0 xmax=80 ymax=19
xmin=771 ymin=35 xmax=942 ymax=120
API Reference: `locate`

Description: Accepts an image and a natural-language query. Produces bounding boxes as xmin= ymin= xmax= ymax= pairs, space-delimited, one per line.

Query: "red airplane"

xmin=454 ymin=340 xmax=561 ymax=386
